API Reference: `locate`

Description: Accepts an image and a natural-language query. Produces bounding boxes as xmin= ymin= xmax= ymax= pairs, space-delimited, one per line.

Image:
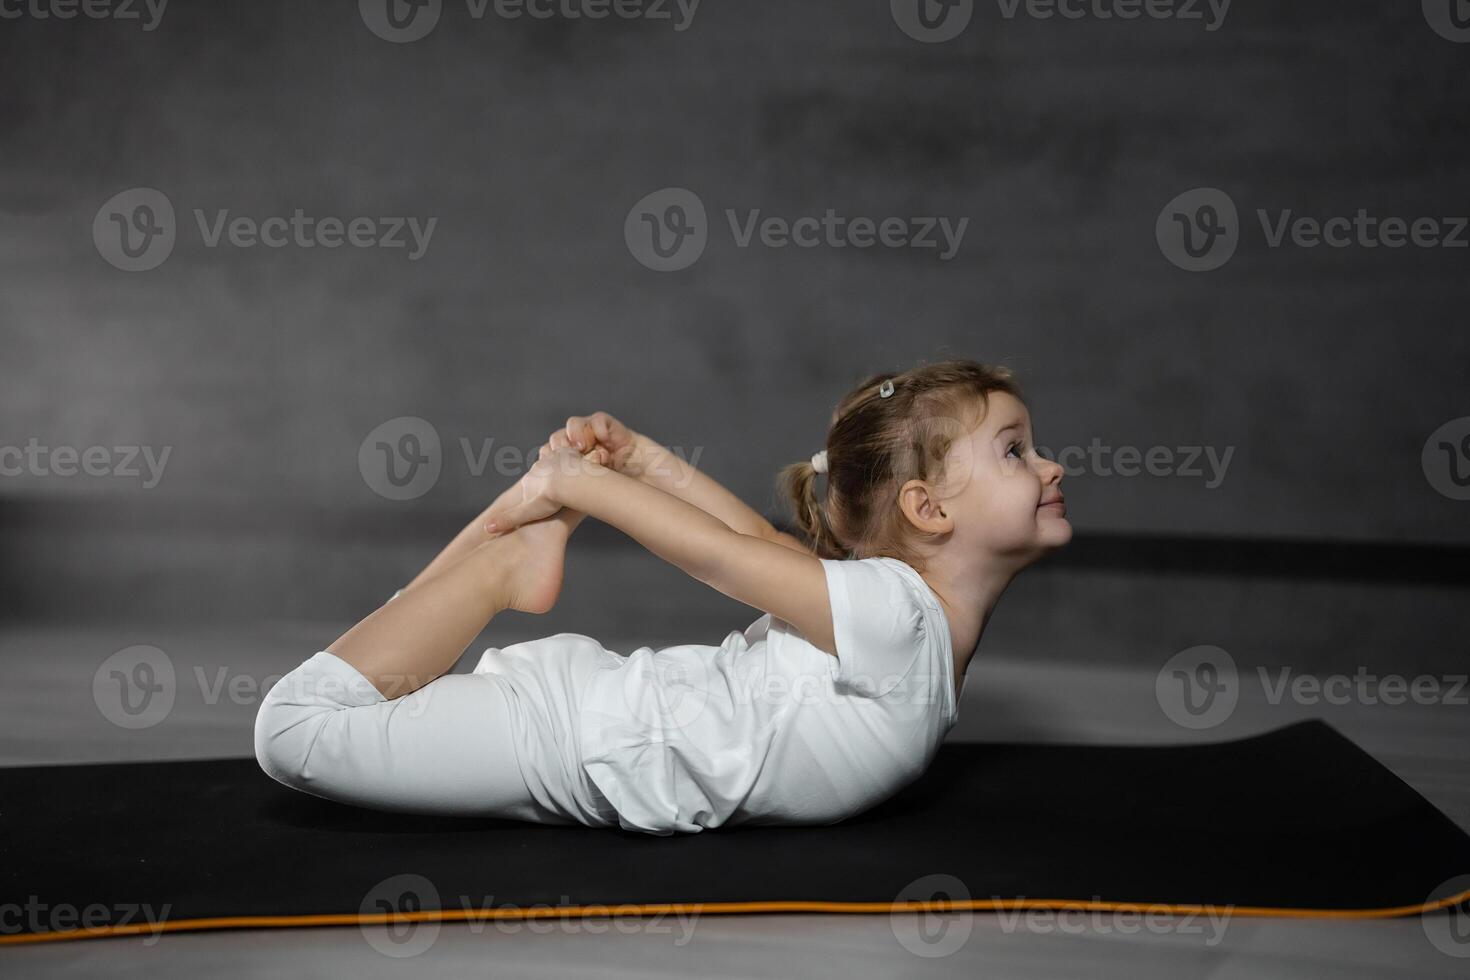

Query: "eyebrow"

xmin=993 ymin=420 xmax=1027 ymax=438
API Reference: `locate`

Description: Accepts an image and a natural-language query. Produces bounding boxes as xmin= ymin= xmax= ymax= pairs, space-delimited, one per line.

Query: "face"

xmin=910 ymin=391 xmax=1071 ymax=565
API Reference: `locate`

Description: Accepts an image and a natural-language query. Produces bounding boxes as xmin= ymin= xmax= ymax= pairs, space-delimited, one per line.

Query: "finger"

xmin=589 ymin=413 xmax=613 ymax=445
xmin=548 ymin=430 xmax=572 ymax=452
xmin=485 ymin=499 xmax=532 ymax=534
xmin=564 ymin=416 xmax=592 ymax=451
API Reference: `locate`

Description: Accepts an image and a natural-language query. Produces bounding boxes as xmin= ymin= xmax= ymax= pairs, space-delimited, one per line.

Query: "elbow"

xmin=768 ymin=528 xmax=813 ymax=556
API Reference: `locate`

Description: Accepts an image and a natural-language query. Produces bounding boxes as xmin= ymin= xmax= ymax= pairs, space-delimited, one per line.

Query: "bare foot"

xmin=497 ymin=508 xmax=583 ymax=614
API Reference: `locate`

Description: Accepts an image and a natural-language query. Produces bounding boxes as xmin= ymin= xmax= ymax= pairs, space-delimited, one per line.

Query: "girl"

xmin=254 ymin=359 xmax=1070 ymax=835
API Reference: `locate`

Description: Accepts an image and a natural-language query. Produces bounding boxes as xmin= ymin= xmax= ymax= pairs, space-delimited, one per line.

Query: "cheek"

xmin=964 ymin=478 xmax=1038 ymax=535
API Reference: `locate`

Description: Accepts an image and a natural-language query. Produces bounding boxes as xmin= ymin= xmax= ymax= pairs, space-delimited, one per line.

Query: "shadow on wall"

xmin=1 ymin=495 xmax=1465 ymax=677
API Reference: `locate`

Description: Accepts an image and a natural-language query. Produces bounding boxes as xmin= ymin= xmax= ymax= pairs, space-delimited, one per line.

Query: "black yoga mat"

xmin=2 ymin=720 xmax=1468 ymax=945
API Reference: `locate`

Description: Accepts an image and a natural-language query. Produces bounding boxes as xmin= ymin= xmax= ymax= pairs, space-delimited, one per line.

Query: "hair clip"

xmin=810 ymin=449 xmax=829 ymax=474
xmin=879 ymin=379 xmax=895 ymax=398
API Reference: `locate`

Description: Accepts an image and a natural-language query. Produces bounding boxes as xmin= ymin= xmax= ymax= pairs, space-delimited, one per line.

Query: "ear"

xmin=897 ymin=478 xmax=953 ymax=535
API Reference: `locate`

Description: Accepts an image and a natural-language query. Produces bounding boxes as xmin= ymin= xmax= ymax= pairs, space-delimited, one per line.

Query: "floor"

xmin=2 ymin=620 xmax=1467 ymax=978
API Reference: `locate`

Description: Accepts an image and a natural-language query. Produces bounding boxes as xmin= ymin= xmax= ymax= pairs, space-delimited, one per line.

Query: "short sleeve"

xmin=819 ymin=558 xmax=927 ymax=699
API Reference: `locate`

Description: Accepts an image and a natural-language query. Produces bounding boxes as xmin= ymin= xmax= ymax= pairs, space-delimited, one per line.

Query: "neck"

xmin=919 ymin=548 xmax=1026 ymax=675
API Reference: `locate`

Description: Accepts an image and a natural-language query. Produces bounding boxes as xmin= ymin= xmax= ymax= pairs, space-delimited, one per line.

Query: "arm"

xmin=489 ymin=451 xmax=837 ymax=655
xmin=552 ymin=414 xmax=807 ymax=556
xmin=585 ymin=431 xmax=811 ymax=558
xmin=628 ymin=431 xmax=809 ymax=553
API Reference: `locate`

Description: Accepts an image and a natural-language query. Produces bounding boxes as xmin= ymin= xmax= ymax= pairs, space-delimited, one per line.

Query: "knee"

xmin=252 ymin=651 xmax=376 ymax=791
xmin=252 ymin=672 xmax=315 ymax=789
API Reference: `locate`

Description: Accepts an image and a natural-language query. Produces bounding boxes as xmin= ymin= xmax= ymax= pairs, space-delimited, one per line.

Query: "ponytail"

xmin=777 ymin=458 xmax=847 ymax=559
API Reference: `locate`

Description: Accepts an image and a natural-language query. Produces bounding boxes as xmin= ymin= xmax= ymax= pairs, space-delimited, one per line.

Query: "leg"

xmin=254 ymin=650 xmax=571 ymax=823
xmin=327 ymin=507 xmax=583 ymax=699
xmin=401 ymin=450 xmax=597 ymax=593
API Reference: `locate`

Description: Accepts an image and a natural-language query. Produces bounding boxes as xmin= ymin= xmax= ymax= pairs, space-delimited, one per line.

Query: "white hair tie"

xmin=810 ymin=450 xmax=829 ymax=474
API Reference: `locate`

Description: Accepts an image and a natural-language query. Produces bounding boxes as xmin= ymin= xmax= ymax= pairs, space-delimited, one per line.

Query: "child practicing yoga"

xmin=254 ymin=359 xmax=1070 ymax=835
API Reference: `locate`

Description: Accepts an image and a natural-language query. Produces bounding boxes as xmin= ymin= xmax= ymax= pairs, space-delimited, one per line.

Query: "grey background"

xmin=2 ymin=2 xmax=1467 ymax=664
xmin=2 ymin=3 xmax=1470 ymax=977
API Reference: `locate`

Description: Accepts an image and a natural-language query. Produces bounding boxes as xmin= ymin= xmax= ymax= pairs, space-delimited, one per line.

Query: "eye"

xmin=1005 ymin=441 xmax=1025 ymax=459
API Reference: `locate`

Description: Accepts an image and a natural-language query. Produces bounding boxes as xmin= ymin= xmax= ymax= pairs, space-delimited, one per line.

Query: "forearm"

xmin=547 ymin=458 xmax=830 ymax=641
xmin=557 ymin=462 xmax=742 ymax=587
xmin=630 ymin=432 xmax=781 ymax=541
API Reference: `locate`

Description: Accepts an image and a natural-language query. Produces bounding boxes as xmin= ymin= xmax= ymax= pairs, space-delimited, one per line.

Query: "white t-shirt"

xmin=579 ymin=555 xmax=964 ymax=835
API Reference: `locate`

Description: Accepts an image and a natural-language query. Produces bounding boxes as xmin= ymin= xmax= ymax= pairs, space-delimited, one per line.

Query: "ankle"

xmin=470 ymin=534 xmax=522 ymax=613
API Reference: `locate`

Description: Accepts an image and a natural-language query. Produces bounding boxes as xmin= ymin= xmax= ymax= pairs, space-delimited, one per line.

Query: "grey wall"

xmin=2 ymin=2 xmax=1467 ymax=661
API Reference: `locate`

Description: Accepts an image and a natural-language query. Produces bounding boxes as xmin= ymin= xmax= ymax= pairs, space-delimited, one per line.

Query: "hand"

xmin=547 ymin=412 xmax=645 ymax=478
xmin=484 ymin=444 xmax=607 ymax=534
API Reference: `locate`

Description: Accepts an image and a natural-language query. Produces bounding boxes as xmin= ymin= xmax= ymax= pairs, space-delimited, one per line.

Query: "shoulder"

xmin=819 ymin=556 xmax=932 ymax=616
xmin=817 ymin=557 xmax=935 ymax=698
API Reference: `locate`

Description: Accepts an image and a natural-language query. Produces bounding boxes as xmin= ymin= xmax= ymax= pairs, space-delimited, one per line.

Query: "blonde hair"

xmin=778 ymin=358 xmax=1024 ymax=570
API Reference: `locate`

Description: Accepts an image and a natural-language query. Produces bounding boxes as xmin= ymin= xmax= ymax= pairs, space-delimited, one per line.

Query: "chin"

xmin=1037 ymin=516 xmax=1073 ymax=550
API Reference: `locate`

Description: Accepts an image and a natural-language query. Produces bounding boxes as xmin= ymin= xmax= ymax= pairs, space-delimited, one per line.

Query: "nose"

xmin=1033 ymin=452 xmax=1064 ymax=485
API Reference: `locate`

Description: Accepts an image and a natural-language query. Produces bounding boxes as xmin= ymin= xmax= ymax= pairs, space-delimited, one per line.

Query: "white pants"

xmin=253 ymin=649 xmax=618 ymax=828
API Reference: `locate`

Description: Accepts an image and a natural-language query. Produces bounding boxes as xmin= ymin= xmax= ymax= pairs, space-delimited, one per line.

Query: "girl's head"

xmin=780 ymin=358 xmax=1070 ymax=573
